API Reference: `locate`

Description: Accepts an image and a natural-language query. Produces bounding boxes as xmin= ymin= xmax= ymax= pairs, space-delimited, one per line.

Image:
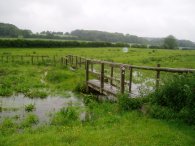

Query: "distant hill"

xmin=0 ymin=23 xmax=32 ymax=38
xmin=0 ymin=22 xmax=195 ymax=48
xmin=70 ymin=29 xmax=148 ymax=44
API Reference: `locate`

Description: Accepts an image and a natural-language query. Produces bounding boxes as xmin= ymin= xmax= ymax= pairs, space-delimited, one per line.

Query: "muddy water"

xmin=0 ymin=92 xmax=84 ymax=123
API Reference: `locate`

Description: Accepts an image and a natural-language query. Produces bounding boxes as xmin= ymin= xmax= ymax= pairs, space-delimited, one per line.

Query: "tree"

xmin=163 ymin=35 xmax=178 ymax=49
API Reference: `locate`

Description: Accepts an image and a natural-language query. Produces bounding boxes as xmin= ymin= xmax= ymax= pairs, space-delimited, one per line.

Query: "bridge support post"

xmin=120 ymin=66 xmax=125 ymax=94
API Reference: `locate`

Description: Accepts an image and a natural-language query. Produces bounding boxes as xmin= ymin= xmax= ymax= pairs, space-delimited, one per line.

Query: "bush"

xmin=150 ymin=74 xmax=195 ymax=124
xmin=118 ymin=94 xmax=143 ymax=111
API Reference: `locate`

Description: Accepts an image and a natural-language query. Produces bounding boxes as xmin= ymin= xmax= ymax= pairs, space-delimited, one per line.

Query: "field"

xmin=0 ymin=47 xmax=195 ymax=146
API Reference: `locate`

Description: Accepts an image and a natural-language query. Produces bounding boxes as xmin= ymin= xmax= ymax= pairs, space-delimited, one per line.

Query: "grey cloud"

xmin=0 ymin=0 xmax=195 ymax=41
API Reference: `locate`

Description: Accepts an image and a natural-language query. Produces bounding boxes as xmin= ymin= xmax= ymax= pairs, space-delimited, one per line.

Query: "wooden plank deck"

xmin=87 ymin=79 xmax=118 ymax=96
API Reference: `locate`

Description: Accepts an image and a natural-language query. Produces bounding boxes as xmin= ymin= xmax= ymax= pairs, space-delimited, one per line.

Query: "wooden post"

xmin=31 ymin=56 xmax=34 ymax=64
xmin=156 ymin=64 xmax=161 ymax=89
xmin=65 ymin=58 xmax=68 ymax=66
xmin=42 ymin=56 xmax=44 ymax=63
xmin=129 ymin=67 xmax=133 ymax=93
xmin=71 ymin=55 xmax=74 ymax=66
xmin=120 ymin=65 xmax=125 ymax=94
xmin=21 ymin=56 xmax=23 ymax=63
xmin=53 ymin=56 xmax=56 ymax=65
xmin=110 ymin=66 xmax=113 ymax=86
xmin=12 ymin=56 xmax=14 ymax=63
xmin=6 ymin=56 xmax=9 ymax=63
xmin=79 ymin=57 xmax=81 ymax=68
xmin=76 ymin=56 xmax=78 ymax=68
xmin=69 ymin=55 xmax=71 ymax=65
xmin=86 ymin=60 xmax=90 ymax=92
xmin=100 ymin=62 xmax=104 ymax=94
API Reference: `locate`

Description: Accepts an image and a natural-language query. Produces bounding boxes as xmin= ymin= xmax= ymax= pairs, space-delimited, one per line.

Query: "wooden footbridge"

xmin=62 ymin=55 xmax=195 ymax=96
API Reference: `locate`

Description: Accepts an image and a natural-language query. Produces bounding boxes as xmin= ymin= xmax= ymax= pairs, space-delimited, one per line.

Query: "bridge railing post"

xmin=86 ymin=60 xmax=90 ymax=92
xmin=110 ymin=66 xmax=113 ymax=86
xmin=129 ymin=66 xmax=133 ymax=93
xmin=100 ymin=62 xmax=104 ymax=94
xmin=120 ymin=65 xmax=125 ymax=94
xmin=75 ymin=56 xmax=78 ymax=68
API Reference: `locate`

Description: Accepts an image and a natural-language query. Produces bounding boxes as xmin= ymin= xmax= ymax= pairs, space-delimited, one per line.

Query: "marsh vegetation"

xmin=0 ymin=47 xmax=195 ymax=146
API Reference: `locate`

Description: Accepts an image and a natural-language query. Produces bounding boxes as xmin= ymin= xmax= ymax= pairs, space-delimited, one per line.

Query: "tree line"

xmin=0 ymin=39 xmax=129 ymax=48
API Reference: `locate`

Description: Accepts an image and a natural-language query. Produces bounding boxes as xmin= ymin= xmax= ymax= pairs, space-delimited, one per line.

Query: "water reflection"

xmin=0 ymin=92 xmax=84 ymax=123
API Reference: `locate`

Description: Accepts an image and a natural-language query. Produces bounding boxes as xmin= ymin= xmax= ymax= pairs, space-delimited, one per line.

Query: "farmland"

xmin=0 ymin=47 xmax=195 ymax=146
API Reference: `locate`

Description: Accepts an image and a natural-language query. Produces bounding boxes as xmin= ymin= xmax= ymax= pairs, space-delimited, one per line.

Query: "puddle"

xmin=0 ymin=92 xmax=85 ymax=124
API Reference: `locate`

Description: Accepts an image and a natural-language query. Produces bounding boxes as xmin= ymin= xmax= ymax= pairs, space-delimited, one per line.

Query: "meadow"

xmin=0 ymin=47 xmax=195 ymax=146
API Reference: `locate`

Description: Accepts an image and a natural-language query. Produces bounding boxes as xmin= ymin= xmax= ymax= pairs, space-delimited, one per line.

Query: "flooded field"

xmin=0 ymin=92 xmax=85 ymax=124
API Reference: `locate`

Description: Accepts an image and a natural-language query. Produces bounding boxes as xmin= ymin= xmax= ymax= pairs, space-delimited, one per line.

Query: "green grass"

xmin=0 ymin=103 xmax=195 ymax=146
xmin=1 ymin=47 xmax=195 ymax=68
xmin=0 ymin=47 xmax=195 ymax=146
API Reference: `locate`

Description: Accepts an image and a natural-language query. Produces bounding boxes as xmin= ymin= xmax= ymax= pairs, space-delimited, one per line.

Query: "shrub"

xmin=150 ymin=74 xmax=195 ymax=124
xmin=118 ymin=94 xmax=143 ymax=111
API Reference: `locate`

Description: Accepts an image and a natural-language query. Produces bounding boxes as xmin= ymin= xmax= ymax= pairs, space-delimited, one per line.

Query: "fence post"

xmin=79 ymin=57 xmax=82 ymax=68
xmin=53 ymin=56 xmax=56 ymax=66
xmin=6 ymin=56 xmax=9 ymax=63
xmin=31 ymin=56 xmax=34 ymax=64
xmin=65 ymin=58 xmax=68 ymax=66
xmin=120 ymin=65 xmax=125 ymax=94
xmin=100 ymin=62 xmax=104 ymax=94
xmin=129 ymin=66 xmax=133 ymax=93
xmin=42 ymin=56 xmax=44 ymax=63
xmin=12 ymin=56 xmax=14 ymax=63
xmin=21 ymin=56 xmax=23 ymax=63
xmin=86 ymin=60 xmax=90 ymax=92
xmin=76 ymin=56 xmax=78 ymax=68
xmin=156 ymin=64 xmax=161 ymax=89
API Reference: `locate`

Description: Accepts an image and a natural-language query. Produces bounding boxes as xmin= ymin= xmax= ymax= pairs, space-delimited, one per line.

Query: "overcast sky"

xmin=0 ymin=0 xmax=195 ymax=41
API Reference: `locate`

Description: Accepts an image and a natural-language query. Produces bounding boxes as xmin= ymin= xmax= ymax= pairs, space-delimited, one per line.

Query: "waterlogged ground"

xmin=0 ymin=48 xmax=195 ymax=146
xmin=0 ymin=92 xmax=84 ymax=124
